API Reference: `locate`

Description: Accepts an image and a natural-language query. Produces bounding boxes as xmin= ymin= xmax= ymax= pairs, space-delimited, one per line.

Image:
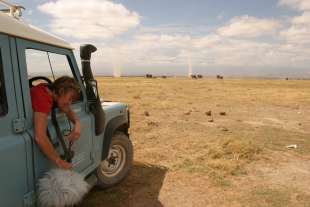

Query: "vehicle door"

xmin=16 ymin=39 xmax=95 ymax=180
xmin=0 ymin=34 xmax=32 ymax=206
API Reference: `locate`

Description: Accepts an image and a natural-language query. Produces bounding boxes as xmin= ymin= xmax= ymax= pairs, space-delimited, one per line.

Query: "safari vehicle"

xmin=0 ymin=1 xmax=133 ymax=206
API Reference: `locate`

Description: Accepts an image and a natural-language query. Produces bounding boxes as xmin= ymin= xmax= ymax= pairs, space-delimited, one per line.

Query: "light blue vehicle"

xmin=0 ymin=2 xmax=133 ymax=206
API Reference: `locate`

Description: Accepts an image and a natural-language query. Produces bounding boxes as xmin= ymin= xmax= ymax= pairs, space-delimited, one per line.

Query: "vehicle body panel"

xmin=0 ymin=33 xmax=31 ymax=207
xmin=15 ymin=38 xmax=96 ymax=180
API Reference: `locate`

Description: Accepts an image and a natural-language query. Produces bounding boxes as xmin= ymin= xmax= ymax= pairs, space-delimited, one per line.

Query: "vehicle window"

xmin=26 ymin=49 xmax=82 ymax=102
xmin=0 ymin=50 xmax=7 ymax=116
xmin=26 ymin=49 xmax=74 ymax=80
xmin=48 ymin=53 xmax=73 ymax=78
xmin=26 ymin=49 xmax=51 ymax=78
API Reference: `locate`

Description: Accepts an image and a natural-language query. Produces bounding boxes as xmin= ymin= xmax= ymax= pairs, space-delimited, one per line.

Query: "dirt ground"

xmin=79 ymin=77 xmax=310 ymax=207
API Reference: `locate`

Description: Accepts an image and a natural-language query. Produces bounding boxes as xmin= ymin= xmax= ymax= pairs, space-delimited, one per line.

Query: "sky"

xmin=9 ymin=0 xmax=310 ymax=77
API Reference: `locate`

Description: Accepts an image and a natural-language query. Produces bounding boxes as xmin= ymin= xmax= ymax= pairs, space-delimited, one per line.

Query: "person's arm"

xmin=60 ymin=106 xmax=81 ymax=142
xmin=34 ymin=112 xmax=72 ymax=170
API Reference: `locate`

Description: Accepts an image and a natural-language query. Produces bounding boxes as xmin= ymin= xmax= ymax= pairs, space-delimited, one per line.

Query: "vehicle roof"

xmin=0 ymin=12 xmax=73 ymax=49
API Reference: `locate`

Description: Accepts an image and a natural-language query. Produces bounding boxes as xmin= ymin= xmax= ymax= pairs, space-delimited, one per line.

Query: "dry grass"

xmin=80 ymin=77 xmax=310 ymax=207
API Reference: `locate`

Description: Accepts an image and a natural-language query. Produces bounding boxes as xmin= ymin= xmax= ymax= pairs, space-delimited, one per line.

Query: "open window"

xmin=25 ymin=49 xmax=82 ymax=102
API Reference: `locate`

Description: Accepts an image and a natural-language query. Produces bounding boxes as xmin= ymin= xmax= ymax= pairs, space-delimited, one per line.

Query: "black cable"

xmin=51 ymin=106 xmax=74 ymax=162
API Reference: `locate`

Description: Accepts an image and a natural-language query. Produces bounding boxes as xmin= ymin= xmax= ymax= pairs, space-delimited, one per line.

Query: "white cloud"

xmin=292 ymin=11 xmax=310 ymax=24
xmin=46 ymin=1 xmax=309 ymax=76
xmin=217 ymin=16 xmax=281 ymax=38
xmin=279 ymin=0 xmax=310 ymax=11
xmin=91 ymin=31 xmax=308 ymax=71
xmin=278 ymin=0 xmax=310 ymax=44
xmin=92 ymin=34 xmax=192 ymax=67
xmin=134 ymin=34 xmax=192 ymax=49
xmin=192 ymin=35 xmax=221 ymax=49
xmin=281 ymin=12 xmax=310 ymax=44
xmin=85 ymin=10 xmax=309 ymax=75
xmin=38 ymin=0 xmax=140 ymax=39
xmin=82 ymin=27 xmax=310 ymax=77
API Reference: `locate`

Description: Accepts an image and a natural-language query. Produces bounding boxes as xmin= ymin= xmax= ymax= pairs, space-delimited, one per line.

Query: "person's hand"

xmin=55 ymin=158 xmax=72 ymax=170
xmin=67 ymin=123 xmax=81 ymax=142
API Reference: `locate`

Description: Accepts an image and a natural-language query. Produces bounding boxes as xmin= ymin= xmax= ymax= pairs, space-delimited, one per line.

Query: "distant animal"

xmin=197 ymin=74 xmax=203 ymax=79
xmin=216 ymin=75 xmax=223 ymax=79
xmin=191 ymin=74 xmax=197 ymax=79
xmin=145 ymin=74 xmax=153 ymax=78
xmin=161 ymin=76 xmax=167 ymax=79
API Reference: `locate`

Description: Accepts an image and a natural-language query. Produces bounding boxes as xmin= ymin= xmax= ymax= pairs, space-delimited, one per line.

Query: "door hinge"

xmin=13 ymin=118 xmax=25 ymax=133
xmin=24 ymin=191 xmax=35 ymax=207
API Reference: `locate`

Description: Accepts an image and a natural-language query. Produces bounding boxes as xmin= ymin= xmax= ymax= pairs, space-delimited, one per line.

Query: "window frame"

xmin=16 ymin=38 xmax=86 ymax=119
xmin=25 ymin=48 xmax=84 ymax=103
xmin=0 ymin=49 xmax=8 ymax=116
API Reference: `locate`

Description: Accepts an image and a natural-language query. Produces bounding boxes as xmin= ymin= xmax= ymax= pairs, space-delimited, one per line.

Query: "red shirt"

xmin=30 ymin=83 xmax=53 ymax=115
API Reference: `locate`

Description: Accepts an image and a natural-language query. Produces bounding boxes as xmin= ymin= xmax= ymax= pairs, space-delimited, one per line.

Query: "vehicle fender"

xmin=101 ymin=114 xmax=128 ymax=160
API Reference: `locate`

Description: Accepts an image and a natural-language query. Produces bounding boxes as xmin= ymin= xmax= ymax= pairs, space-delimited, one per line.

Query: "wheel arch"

xmin=101 ymin=115 xmax=129 ymax=160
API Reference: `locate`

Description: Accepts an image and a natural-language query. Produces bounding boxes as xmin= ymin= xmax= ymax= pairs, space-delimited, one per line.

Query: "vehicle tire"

xmin=96 ymin=132 xmax=133 ymax=188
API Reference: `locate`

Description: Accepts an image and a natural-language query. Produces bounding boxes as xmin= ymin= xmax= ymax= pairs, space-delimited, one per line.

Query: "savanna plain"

xmin=79 ymin=77 xmax=310 ymax=207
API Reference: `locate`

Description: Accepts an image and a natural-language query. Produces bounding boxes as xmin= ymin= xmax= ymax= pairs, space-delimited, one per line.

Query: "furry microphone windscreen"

xmin=38 ymin=169 xmax=90 ymax=207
